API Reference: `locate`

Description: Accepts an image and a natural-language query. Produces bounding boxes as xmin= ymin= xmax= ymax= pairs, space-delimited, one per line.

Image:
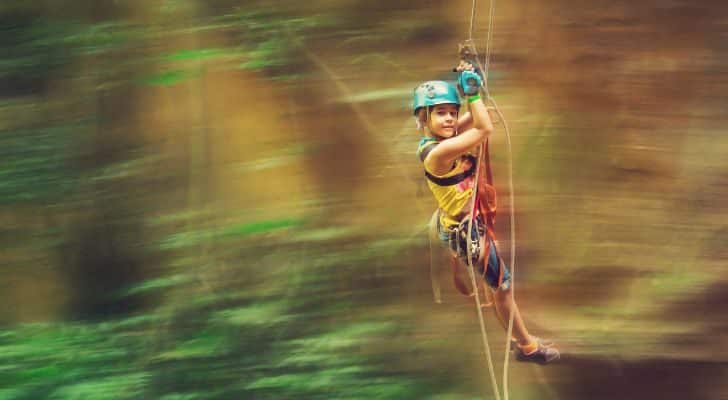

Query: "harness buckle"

xmin=448 ymin=214 xmax=485 ymax=266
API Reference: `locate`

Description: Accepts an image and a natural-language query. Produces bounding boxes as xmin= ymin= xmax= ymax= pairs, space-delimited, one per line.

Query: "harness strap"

xmin=425 ymin=168 xmax=474 ymax=186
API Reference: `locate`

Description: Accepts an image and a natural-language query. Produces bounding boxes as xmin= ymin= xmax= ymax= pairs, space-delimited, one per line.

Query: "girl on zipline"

xmin=414 ymin=62 xmax=559 ymax=364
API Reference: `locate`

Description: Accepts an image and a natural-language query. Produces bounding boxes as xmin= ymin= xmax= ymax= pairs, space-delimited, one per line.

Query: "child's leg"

xmin=488 ymin=285 xmax=507 ymax=330
xmin=492 ymin=286 xmax=532 ymax=346
xmin=481 ymin=240 xmax=532 ymax=346
xmin=481 ymin=282 xmax=494 ymax=307
xmin=481 ymin=234 xmax=560 ymax=362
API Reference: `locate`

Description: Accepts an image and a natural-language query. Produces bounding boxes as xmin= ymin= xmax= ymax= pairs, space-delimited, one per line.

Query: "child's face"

xmin=429 ymin=104 xmax=458 ymax=138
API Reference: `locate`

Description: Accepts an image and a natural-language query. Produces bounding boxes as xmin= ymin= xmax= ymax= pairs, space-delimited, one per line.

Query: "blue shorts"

xmin=480 ymin=237 xmax=511 ymax=290
xmin=438 ymin=217 xmax=511 ymax=290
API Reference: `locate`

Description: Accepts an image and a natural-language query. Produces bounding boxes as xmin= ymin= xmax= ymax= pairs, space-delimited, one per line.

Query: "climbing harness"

xmin=451 ymin=214 xmax=485 ymax=266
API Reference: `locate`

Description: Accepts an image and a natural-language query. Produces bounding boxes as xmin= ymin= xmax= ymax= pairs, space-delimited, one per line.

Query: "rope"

xmin=476 ymin=5 xmax=520 ymax=397
xmin=468 ymin=0 xmax=478 ymax=41
xmin=464 ymin=141 xmax=502 ymax=400
xmin=428 ymin=210 xmax=443 ymax=304
xmin=491 ymin=97 xmax=516 ymax=400
xmin=462 ymin=2 xmax=510 ymax=400
xmin=484 ymin=0 xmax=496 ymax=76
xmin=465 ymin=2 xmax=520 ymax=400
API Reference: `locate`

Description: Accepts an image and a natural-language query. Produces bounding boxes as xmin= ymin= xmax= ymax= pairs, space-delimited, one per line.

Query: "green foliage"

xmin=0 ymin=3 xmax=475 ymax=399
xmin=156 ymin=218 xmax=303 ymax=250
xmin=212 ymin=302 xmax=291 ymax=326
xmin=138 ymin=69 xmax=197 ymax=86
xmin=211 ymin=12 xmax=325 ymax=77
xmin=238 ymin=38 xmax=289 ymax=70
xmin=0 ymin=322 xmax=149 ymax=399
xmin=0 ymin=17 xmax=72 ymax=81
xmin=221 ymin=218 xmax=304 ymax=237
xmin=0 ymin=122 xmax=84 ymax=205
xmin=241 ymin=318 xmax=421 ymax=400
xmin=163 ymin=49 xmax=225 ymax=62
xmin=0 ymin=15 xmax=130 ymax=93
xmin=0 ymin=224 xmax=446 ymax=399
xmin=116 ymin=274 xmax=195 ymax=298
xmin=154 ymin=330 xmax=227 ymax=361
xmin=129 ymin=10 xmax=326 ymax=85
xmin=49 ymin=373 xmax=149 ymax=400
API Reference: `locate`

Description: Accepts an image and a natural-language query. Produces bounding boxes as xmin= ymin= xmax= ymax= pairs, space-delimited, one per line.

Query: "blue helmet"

xmin=413 ymin=80 xmax=460 ymax=116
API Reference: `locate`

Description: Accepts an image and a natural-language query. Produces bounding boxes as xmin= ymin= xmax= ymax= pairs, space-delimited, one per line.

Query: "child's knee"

xmin=492 ymin=286 xmax=514 ymax=304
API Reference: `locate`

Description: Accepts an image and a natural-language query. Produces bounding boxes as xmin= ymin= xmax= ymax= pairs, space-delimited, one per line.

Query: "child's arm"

xmin=457 ymin=111 xmax=473 ymax=131
xmin=458 ymin=107 xmax=496 ymax=132
xmin=425 ymin=96 xmax=493 ymax=174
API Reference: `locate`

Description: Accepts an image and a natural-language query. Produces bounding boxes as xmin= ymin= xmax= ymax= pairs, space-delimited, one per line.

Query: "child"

xmin=414 ymin=65 xmax=559 ymax=364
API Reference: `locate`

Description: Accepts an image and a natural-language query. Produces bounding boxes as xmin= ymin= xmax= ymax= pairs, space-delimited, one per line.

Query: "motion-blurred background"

xmin=1 ymin=1 xmax=727 ymax=399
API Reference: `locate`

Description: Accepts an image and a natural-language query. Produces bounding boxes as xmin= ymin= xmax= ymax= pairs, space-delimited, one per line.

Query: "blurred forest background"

xmin=1 ymin=0 xmax=727 ymax=399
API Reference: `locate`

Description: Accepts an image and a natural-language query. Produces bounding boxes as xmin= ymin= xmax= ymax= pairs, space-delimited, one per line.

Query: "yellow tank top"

xmin=417 ymin=138 xmax=475 ymax=230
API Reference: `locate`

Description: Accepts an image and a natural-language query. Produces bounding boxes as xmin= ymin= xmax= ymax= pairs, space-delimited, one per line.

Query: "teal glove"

xmin=458 ymin=70 xmax=482 ymax=96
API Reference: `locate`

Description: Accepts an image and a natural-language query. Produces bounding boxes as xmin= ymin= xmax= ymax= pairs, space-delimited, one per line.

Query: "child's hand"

xmin=459 ymin=70 xmax=482 ymax=96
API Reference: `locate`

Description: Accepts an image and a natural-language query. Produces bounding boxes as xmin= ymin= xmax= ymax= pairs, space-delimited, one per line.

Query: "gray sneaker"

xmin=515 ymin=340 xmax=560 ymax=364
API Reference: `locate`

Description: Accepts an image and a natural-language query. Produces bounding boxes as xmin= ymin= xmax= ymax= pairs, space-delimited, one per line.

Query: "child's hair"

xmin=415 ymin=107 xmax=428 ymax=131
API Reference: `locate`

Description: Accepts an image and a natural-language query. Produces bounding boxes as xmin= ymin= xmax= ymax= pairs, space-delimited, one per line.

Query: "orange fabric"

xmin=478 ymin=140 xmax=502 ymax=287
xmin=479 ymin=140 xmax=497 ymax=238
xmin=449 ymin=139 xmax=502 ymax=296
